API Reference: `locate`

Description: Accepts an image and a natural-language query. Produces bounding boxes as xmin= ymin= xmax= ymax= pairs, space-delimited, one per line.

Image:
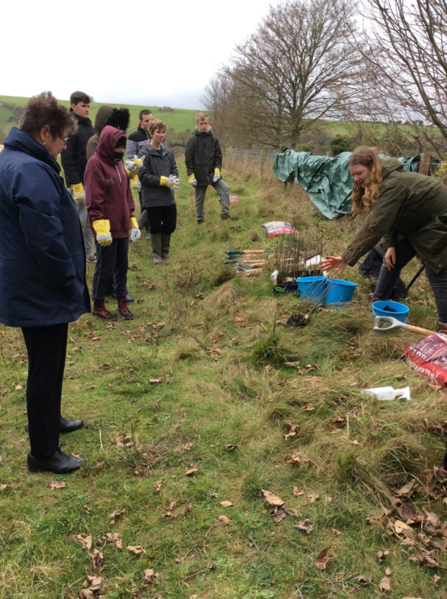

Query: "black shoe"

xmin=27 ymin=448 xmax=85 ymax=474
xmin=60 ymin=416 xmax=84 ymax=434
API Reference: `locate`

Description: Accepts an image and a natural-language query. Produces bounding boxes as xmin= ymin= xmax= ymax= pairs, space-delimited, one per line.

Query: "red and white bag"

xmin=406 ymin=334 xmax=447 ymax=386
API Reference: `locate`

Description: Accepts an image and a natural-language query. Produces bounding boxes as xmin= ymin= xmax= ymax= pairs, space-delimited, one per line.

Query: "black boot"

xmin=60 ymin=416 xmax=84 ymax=433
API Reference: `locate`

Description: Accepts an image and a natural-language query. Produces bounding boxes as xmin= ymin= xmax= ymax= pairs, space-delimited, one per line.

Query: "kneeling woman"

xmin=138 ymin=120 xmax=179 ymax=263
xmin=322 ymin=146 xmax=447 ymax=329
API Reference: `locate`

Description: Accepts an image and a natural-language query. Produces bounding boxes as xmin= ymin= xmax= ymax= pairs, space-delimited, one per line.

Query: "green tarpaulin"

xmin=273 ymin=150 xmax=440 ymax=220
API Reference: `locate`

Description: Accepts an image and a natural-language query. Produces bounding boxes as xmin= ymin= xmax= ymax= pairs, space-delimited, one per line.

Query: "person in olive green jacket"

xmin=322 ymin=146 xmax=447 ymax=328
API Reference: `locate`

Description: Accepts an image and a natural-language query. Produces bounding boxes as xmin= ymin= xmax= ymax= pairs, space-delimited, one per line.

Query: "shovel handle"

xmin=405 ymin=324 xmax=437 ymax=336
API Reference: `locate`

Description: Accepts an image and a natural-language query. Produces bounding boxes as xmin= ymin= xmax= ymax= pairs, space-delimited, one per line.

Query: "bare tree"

xmin=356 ymin=0 xmax=447 ymax=155
xmin=203 ymin=0 xmax=358 ymax=150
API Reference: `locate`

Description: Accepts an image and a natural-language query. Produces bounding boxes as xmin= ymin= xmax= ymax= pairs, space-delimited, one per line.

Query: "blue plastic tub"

xmin=372 ymin=300 xmax=410 ymax=323
xmin=296 ymin=276 xmax=327 ymax=305
xmin=326 ymin=279 xmax=358 ymax=306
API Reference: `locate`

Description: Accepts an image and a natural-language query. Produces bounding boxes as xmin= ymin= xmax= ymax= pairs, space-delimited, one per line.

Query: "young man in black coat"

xmin=185 ymin=112 xmax=231 ymax=223
xmin=61 ymin=91 xmax=96 ymax=261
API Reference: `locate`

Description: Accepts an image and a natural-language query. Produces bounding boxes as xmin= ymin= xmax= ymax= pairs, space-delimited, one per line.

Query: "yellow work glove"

xmin=71 ymin=183 xmax=85 ymax=203
xmin=125 ymin=157 xmax=143 ymax=176
xmin=129 ymin=217 xmax=141 ymax=242
xmin=213 ymin=168 xmax=221 ymax=183
xmin=92 ymin=219 xmax=112 ymax=247
xmin=188 ymin=173 xmax=197 ymax=186
xmin=130 ymin=174 xmax=141 ymax=191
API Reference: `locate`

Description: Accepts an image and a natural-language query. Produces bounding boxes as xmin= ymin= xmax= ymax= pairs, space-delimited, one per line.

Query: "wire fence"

xmin=222 ymin=147 xmax=278 ymax=183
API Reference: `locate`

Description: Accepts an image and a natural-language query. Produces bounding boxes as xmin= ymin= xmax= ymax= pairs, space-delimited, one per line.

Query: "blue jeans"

xmin=373 ymin=238 xmax=447 ymax=323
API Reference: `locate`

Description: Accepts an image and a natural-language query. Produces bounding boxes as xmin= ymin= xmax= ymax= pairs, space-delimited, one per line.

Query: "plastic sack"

xmin=261 ymin=221 xmax=299 ymax=238
xmin=406 ymin=334 xmax=447 ymax=386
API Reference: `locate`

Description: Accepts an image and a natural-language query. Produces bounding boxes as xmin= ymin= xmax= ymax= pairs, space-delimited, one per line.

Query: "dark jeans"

xmin=144 ymin=204 xmax=177 ymax=235
xmin=22 ymin=323 xmax=68 ymax=458
xmin=92 ymin=237 xmax=129 ymax=301
xmin=373 ymin=237 xmax=447 ymax=323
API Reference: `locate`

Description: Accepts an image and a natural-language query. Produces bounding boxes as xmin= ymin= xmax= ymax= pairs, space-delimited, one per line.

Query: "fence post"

xmin=327 ymin=151 xmax=334 ymax=158
xmin=419 ymin=152 xmax=430 ymax=175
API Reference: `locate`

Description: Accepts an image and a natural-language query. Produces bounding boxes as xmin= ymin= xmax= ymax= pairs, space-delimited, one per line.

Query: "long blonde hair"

xmin=349 ymin=146 xmax=383 ymax=212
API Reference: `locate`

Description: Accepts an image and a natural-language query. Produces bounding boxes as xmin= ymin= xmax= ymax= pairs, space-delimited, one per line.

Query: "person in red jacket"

xmin=85 ymin=126 xmax=141 ymax=320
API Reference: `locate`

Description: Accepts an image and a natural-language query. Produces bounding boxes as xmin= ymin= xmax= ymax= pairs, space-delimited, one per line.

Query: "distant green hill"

xmin=0 ymin=95 xmax=198 ymax=143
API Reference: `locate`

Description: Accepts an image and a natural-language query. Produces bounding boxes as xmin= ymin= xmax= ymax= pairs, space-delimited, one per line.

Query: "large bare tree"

xmin=356 ymin=0 xmax=447 ymax=154
xmin=203 ymin=0 xmax=358 ymax=150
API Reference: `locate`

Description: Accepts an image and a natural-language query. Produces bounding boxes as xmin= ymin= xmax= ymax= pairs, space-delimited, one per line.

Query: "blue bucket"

xmin=372 ymin=300 xmax=409 ymax=323
xmin=326 ymin=279 xmax=358 ymax=306
xmin=296 ymin=276 xmax=327 ymax=305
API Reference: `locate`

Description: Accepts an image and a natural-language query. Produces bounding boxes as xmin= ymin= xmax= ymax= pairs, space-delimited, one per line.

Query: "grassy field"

xmin=1 ymin=157 xmax=447 ymax=598
xmin=0 ymin=95 xmax=197 ymax=140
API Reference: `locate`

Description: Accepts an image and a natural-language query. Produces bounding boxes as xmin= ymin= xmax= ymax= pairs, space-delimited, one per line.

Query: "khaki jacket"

xmin=342 ymin=158 xmax=447 ymax=273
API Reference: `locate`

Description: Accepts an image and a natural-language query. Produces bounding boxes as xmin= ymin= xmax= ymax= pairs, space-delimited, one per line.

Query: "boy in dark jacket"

xmin=185 ymin=112 xmax=231 ymax=223
xmin=127 ymin=109 xmax=153 ymax=159
xmin=85 ymin=126 xmax=141 ymax=320
xmin=138 ymin=120 xmax=179 ymax=263
xmin=61 ymin=91 xmax=96 ymax=260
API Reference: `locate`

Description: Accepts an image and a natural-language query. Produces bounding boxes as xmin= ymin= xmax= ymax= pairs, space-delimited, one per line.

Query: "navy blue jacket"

xmin=0 ymin=128 xmax=91 ymax=327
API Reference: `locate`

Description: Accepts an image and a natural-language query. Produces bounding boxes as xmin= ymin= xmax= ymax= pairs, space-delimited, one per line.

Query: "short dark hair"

xmin=20 ymin=91 xmax=78 ymax=139
xmin=70 ymin=91 xmax=92 ymax=105
xmin=149 ymin=119 xmax=166 ymax=135
xmin=139 ymin=109 xmax=152 ymax=121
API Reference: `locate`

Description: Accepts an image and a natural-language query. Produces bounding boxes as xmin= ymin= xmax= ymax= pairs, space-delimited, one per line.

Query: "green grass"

xmin=0 ymin=94 xmax=197 ymax=140
xmin=1 ymin=160 xmax=447 ymax=598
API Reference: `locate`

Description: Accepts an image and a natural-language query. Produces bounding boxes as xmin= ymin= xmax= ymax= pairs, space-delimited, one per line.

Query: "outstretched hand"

xmin=320 ymin=255 xmax=347 ymax=276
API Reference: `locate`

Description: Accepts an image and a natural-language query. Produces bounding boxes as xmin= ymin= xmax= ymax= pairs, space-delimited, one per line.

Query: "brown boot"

xmin=92 ymin=300 xmax=117 ymax=321
xmin=118 ymin=297 xmax=134 ymax=320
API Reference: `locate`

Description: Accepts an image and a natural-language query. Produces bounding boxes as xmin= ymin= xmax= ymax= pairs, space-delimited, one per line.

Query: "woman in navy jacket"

xmin=0 ymin=92 xmax=90 ymax=474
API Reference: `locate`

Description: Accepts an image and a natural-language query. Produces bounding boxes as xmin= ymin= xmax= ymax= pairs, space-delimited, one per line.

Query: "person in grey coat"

xmin=138 ymin=120 xmax=179 ymax=263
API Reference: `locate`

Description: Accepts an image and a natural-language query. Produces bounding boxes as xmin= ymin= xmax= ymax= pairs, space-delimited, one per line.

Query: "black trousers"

xmin=21 ymin=322 xmax=68 ymax=458
xmin=144 ymin=205 xmax=177 ymax=234
xmin=92 ymin=237 xmax=129 ymax=301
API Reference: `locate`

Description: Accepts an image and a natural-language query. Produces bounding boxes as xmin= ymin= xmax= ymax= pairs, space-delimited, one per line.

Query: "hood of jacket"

xmin=194 ymin=129 xmax=212 ymax=138
xmin=4 ymin=127 xmax=60 ymax=173
xmin=94 ymin=105 xmax=114 ymax=133
xmin=96 ymin=126 xmax=127 ymax=163
xmin=381 ymin=158 xmax=405 ymax=180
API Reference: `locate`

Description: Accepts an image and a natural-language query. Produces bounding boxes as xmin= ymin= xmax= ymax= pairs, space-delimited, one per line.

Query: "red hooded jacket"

xmin=85 ymin=126 xmax=135 ymax=239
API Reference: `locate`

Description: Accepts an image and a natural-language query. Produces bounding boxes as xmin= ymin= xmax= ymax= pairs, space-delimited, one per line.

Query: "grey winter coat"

xmin=138 ymin=144 xmax=178 ymax=208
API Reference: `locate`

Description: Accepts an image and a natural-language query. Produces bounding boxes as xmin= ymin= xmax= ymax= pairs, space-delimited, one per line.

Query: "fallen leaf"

xmin=332 ymin=528 xmax=342 ymax=536
xmin=395 ymin=479 xmax=416 ymax=497
xmin=127 ymin=545 xmax=146 ymax=555
xmin=50 ymin=481 xmax=66 ymax=490
xmin=283 ymin=361 xmax=300 ymax=367
xmin=379 ymin=576 xmax=391 ymax=593
xmin=315 ymin=547 xmax=332 ymax=570
xmin=142 ymin=568 xmax=155 ymax=585
xmin=307 ymin=492 xmax=319 ymax=503
xmin=71 ymin=533 xmax=92 ymax=551
xmin=261 ymin=489 xmax=284 ymax=506
xmin=109 ymin=509 xmax=125 ymax=523
xmin=0 ymin=485 xmax=9 ymax=493
xmin=296 ymin=519 xmax=313 ymax=535
xmin=220 ymin=501 xmax=233 ymax=508
xmin=293 ymin=486 xmax=304 ymax=496
xmin=224 ymin=443 xmax=238 ymax=451
xmin=357 ymin=575 xmax=371 ymax=586
xmin=89 ymin=549 xmax=104 ymax=570
xmin=185 ymin=465 xmax=198 ymax=476
xmin=300 ymin=403 xmax=315 ymax=412
xmin=284 ymin=425 xmax=298 ymax=440
xmin=15 ymin=384 xmax=23 ymax=390
xmin=366 ymin=514 xmax=384 ymax=528
xmin=149 ymin=378 xmax=162 ymax=384
xmin=155 ymin=480 xmax=162 ymax=493
xmin=377 ymin=550 xmax=390 ymax=562
xmin=422 ymin=508 xmax=442 ymax=528
xmin=398 ymin=502 xmax=419 ymax=522
xmin=103 ymin=533 xmax=122 ymax=549
xmin=385 ymin=567 xmax=392 ymax=576
xmin=218 ymin=515 xmax=230 ymax=525
xmin=394 ymin=520 xmax=415 ymax=537
xmin=433 ymin=575 xmax=441 ymax=584
xmin=285 ymin=507 xmax=302 ymax=517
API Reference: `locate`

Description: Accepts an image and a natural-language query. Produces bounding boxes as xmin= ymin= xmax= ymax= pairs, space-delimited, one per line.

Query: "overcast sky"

xmin=2 ymin=0 xmax=280 ymax=109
